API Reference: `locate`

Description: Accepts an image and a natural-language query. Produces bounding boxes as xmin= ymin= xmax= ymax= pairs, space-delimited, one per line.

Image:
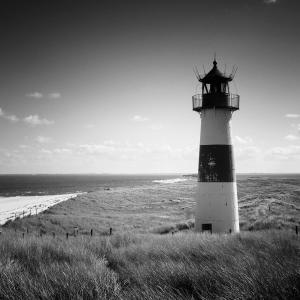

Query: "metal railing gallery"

xmin=192 ymin=93 xmax=240 ymax=111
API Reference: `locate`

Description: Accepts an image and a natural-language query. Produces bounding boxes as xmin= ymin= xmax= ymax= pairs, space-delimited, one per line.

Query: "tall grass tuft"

xmin=0 ymin=229 xmax=299 ymax=299
xmin=0 ymin=231 xmax=121 ymax=299
xmin=106 ymin=230 xmax=300 ymax=299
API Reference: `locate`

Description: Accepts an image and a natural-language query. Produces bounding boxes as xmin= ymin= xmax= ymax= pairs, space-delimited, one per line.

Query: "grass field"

xmin=3 ymin=175 xmax=300 ymax=235
xmin=237 ymin=175 xmax=300 ymax=231
xmin=0 ymin=229 xmax=299 ymax=299
xmin=1 ymin=175 xmax=300 ymax=299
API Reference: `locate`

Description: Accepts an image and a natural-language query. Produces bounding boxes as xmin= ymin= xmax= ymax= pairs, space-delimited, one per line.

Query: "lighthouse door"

xmin=202 ymin=223 xmax=212 ymax=234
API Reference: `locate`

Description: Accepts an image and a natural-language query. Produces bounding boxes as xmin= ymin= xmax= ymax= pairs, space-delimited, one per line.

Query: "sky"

xmin=0 ymin=0 xmax=300 ymax=174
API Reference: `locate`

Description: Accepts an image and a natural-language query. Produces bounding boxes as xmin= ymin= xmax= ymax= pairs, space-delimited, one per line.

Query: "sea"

xmin=2 ymin=173 xmax=300 ymax=198
xmin=0 ymin=174 xmax=186 ymax=198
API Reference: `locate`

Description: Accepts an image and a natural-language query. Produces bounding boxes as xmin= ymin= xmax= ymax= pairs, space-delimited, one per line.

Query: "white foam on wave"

xmin=153 ymin=178 xmax=188 ymax=184
xmin=0 ymin=193 xmax=79 ymax=225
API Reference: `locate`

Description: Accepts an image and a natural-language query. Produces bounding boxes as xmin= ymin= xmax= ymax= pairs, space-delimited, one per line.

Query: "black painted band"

xmin=198 ymin=145 xmax=235 ymax=182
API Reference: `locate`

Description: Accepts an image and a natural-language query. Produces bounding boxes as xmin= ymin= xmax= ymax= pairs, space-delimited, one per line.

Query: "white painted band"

xmin=200 ymin=108 xmax=233 ymax=145
xmin=195 ymin=182 xmax=239 ymax=233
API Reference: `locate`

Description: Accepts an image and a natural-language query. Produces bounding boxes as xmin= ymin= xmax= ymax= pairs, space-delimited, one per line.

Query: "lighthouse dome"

xmin=201 ymin=60 xmax=232 ymax=83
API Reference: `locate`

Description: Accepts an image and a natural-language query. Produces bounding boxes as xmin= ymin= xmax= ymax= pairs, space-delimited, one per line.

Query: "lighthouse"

xmin=192 ymin=58 xmax=240 ymax=234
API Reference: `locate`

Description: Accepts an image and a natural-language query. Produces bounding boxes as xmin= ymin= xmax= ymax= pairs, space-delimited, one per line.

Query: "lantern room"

xmin=192 ymin=59 xmax=240 ymax=112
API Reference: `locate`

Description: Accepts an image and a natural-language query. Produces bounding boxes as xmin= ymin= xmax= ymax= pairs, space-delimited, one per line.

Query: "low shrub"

xmin=151 ymin=225 xmax=176 ymax=234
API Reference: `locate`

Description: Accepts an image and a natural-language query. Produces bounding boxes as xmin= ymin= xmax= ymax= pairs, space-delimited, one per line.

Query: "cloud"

xmin=34 ymin=136 xmax=53 ymax=143
xmin=136 ymin=142 xmax=144 ymax=148
xmin=234 ymin=146 xmax=261 ymax=160
xmin=0 ymin=107 xmax=19 ymax=122
xmin=284 ymin=134 xmax=299 ymax=141
xmin=53 ymin=148 xmax=72 ymax=154
xmin=40 ymin=149 xmax=52 ymax=154
xmin=23 ymin=115 xmax=54 ymax=126
xmin=132 ymin=115 xmax=150 ymax=122
xmin=0 ymin=148 xmax=26 ymax=165
xmin=26 ymin=92 xmax=43 ymax=99
xmin=151 ymin=124 xmax=163 ymax=130
xmin=39 ymin=148 xmax=72 ymax=155
xmin=263 ymin=0 xmax=277 ymax=3
xmin=5 ymin=115 xmax=19 ymax=122
xmin=285 ymin=114 xmax=300 ymax=118
xmin=182 ymin=147 xmax=199 ymax=160
xmin=233 ymin=136 xmax=253 ymax=144
xmin=150 ymin=123 xmax=170 ymax=130
xmin=103 ymin=140 xmax=121 ymax=145
xmin=48 ymin=93 xmax=61 ymax=99
xmin=76 ymin=144 xmax=115 ymax=156
xmin=66 ymin=143 xmax=76 ymax=147
xmin=75 ymin=142 xmax=199 ymax=162
xmin=291 ymin=124 xmax=300 ymax=133
xmin=19 ymin=145 xmax=30 ymax=149
xmin=0 ymin=142 xmax=196 ymax=169
xmin=265 ymin=145 xmax=300 ymax=161
xmin=84 ymin=124 xmax=94 ymax=128
xmin=26 ymin=92 xmax=61 ymax=99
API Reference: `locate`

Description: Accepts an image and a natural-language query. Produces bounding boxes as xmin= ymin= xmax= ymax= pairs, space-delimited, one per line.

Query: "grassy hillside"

xmin=237 ymin=175 xmax=300 ymax=231
xmin=0 ymin=229 xmax=299 ymax=299
xmin=2 ymin=179 xmax=197 ymax=235
xmin=1 ymin=176 xmax=300 ymax=299
xmin=2 ymin=175 xmax=300 ymax=235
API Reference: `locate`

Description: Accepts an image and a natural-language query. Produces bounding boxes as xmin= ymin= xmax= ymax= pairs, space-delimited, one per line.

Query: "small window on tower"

xmin=209 ymin=83 xmax=218 ymax=93
xmin=221 ymin=83 xmax=227 ymax=93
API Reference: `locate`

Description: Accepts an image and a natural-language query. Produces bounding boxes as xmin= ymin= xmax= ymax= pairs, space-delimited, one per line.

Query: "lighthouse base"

xmin=195 ymin=182 xmax=239 ymax=234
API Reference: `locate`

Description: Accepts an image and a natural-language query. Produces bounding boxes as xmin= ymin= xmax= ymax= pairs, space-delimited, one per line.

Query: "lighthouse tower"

xmin=192 ymin=59 xmax=240 ymax=234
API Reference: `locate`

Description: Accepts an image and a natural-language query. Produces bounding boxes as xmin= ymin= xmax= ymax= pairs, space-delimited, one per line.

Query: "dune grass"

xmin=3 ymin=175 xmax=300 ymax=236
xmin=0 ymin=229 xmax=299 ymax=299
xmin=237 ymin=176 xmax=300 ymax=231
xmin=1 ymin=176 xmax=300 ymax=298
xmin=2 ymin=180 xmax=197 ymax=235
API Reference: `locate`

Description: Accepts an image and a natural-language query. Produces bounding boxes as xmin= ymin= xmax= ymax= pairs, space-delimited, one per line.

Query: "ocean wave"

xmin=153 ymin=178 xmax=188 ymax=184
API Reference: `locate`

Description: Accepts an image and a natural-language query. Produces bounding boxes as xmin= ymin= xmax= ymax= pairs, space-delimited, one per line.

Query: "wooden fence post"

xmin=91 ymin=229 xmax=93 ymax=237
xmin=53 ymin=232 xmax=55 ymax=238
xmin=66 ymin=232 xmax=69 ymax=239
xmin=296 ymin=225 xmax=298 ymax=236
xmin=110 ymin=228 xmax=112 ymax=235
xmin=229 ymin=229 xmax=232 ymax=234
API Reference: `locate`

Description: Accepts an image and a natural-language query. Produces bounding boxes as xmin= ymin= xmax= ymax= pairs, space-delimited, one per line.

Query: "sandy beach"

xmin=0 ymin=193 xmax=78 ymax=225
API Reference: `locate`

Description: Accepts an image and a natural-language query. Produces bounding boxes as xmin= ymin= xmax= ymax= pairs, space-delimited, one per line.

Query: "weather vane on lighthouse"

xmin=192 ymin=57 xmax=239 ymax=234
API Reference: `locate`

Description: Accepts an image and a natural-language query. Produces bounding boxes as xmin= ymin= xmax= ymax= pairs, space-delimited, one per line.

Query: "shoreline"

xmin=0 ymin=193 xmax=79 ymax=225
xmin=0 ymin=176 xmax=187 ymax=226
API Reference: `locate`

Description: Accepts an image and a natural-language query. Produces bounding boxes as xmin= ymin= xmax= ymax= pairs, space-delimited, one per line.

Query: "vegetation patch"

xmin=0 ymin=229 xmax=299 ymax=299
